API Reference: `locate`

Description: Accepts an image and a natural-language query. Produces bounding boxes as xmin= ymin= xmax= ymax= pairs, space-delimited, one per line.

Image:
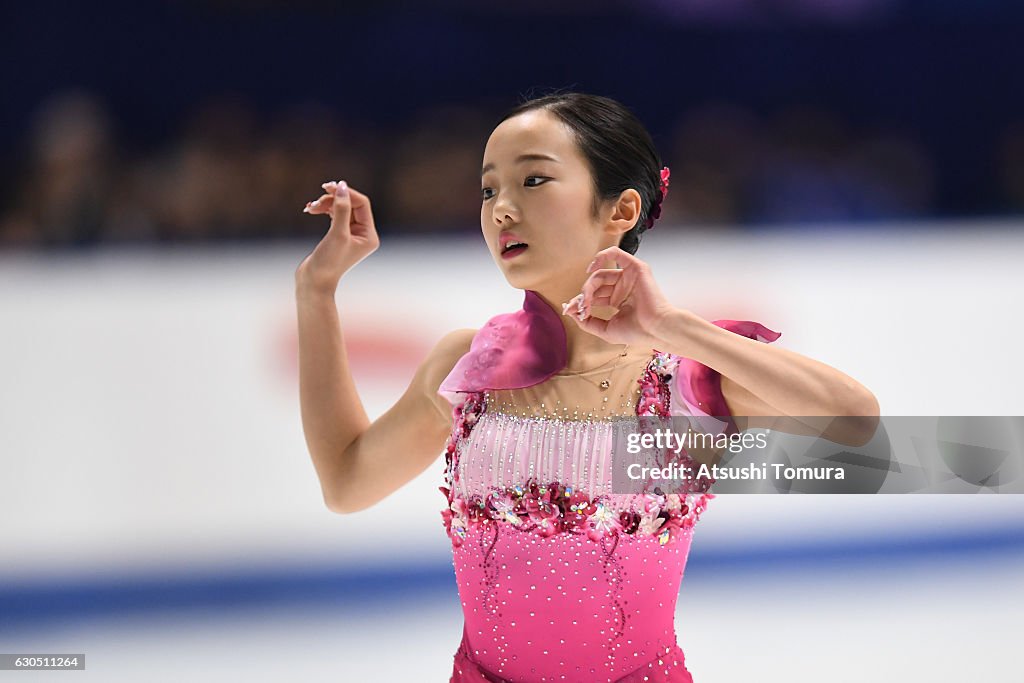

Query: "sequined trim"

xmin=637 ymin=351 xmax=679 ymax=416
xmin=479 ymin=403 xmax=648 ymax=425
xmin=441 ymin=392 xmax=486 ymax=506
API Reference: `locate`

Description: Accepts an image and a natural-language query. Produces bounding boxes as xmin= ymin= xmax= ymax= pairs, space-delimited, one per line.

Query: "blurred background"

xmin=2 ymin=1 xmax=1023 ymax=681
xmin=5 ymin=0 xmax=1024 ymax=247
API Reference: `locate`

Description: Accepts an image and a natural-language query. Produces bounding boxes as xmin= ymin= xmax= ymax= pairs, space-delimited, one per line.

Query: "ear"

xmin=604 ymin=188 xmax=642 ymax=238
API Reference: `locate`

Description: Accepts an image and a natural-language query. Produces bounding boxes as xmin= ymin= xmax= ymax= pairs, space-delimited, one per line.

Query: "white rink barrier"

xmin=1 ymin=222 xmax=1023 ymax=585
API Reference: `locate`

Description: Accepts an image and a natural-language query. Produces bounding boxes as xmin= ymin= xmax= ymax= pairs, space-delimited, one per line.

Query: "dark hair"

xmin=496 ymin=90 xmax=665 ymax=254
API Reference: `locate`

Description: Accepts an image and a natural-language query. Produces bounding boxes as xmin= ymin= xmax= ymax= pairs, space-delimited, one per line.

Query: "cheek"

xmin=556 ymin=188 xmax=597 ymax=227
xmin=481 ymin=216 xmax=502 ymax=246
xmin=535 ymin=194 xmax=585 ymax=233
xmin=479 ymin=208 xmax=493 ymax=242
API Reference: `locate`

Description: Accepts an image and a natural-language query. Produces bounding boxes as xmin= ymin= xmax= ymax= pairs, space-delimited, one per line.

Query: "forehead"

xmin=482 ymin=109 xmax=580 ymax=169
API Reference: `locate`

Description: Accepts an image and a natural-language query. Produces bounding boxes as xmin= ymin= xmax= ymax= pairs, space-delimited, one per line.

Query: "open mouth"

xmin=501 ymin=241 xmax=529 ymax=258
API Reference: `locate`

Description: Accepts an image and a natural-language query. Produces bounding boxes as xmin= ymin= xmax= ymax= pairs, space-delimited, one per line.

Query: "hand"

xmin=296 ymin=180 xmax=380 ymax=292
xmin=562 ymin=246 xmax=677 ymax=347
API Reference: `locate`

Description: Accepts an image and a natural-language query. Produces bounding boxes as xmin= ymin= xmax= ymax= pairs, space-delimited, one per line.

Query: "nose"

xmin=492 ymin=194 xmax=517 ymax=225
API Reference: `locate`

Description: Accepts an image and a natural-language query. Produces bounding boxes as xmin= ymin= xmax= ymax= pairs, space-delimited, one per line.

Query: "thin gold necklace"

xmin=556 ymin=344 xmax=630 ymax=390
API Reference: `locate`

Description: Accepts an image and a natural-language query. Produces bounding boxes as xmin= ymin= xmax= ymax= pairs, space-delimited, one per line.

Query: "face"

xmin=479 ymin=109 xmax=637 ymax=297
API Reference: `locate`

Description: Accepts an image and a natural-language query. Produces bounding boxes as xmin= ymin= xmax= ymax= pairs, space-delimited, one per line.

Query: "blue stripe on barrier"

xmin=2 ymin=525 xmax=1023 ymax=633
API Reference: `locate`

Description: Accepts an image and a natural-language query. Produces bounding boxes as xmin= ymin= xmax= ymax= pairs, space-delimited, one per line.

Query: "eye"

xmin=481 ymin=176 xmax=549 ymax=200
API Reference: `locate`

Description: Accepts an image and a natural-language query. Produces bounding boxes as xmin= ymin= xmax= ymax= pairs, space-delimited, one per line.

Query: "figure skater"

xmin=295 ymin=92 xmax=879 ymax=682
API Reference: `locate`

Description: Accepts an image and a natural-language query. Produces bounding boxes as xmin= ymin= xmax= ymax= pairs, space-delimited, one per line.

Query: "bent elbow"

xmin=324 ymin=485 xmax=380 ymax=515
xmin=845 ymin=415 xmax=881 ymax=447
xmin=858 ymin=390 xmax=881 ymax=432
xmin=324 ymin=490 xmax=348 ymax=514
xmin=841 ymin=392 xmax=881 ymax=447
xmin=860 ymin=389 xmax=881 ymax=419
xmin=324 ymin=487 xmax=360 ymax=515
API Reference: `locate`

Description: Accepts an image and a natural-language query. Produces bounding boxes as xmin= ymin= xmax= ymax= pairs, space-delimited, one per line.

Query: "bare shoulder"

xmin=418 ymin=328 xmax=477 ymax=419
xmin=424 ymin=328 xmax=476 ymax=379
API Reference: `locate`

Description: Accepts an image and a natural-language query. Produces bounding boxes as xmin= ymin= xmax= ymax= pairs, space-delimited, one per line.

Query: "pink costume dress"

xmin=438 ymin=291 xmax=780 ymax=682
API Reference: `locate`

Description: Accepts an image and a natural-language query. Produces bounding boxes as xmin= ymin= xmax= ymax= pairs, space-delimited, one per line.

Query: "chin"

xmin=495 ymin=261 xmax=539 ymax=290
xmin=502 ymin=273 xmax=539 ymax=291
xmin=494 ymin=249 xmax=565 ymax=293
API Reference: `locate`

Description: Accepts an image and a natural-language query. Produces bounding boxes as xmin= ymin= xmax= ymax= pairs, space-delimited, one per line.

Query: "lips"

xmin=499 ymin=232 xmax=529 ymax=258
xmin=499 ymin=232 xmax=528 ymax=250
xmin=502 ymin=240 xmax=528 ymax=254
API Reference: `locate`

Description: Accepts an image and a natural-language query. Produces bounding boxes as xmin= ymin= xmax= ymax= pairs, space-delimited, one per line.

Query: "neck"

xmin=530 ymin=289 xmax=626 ymax=370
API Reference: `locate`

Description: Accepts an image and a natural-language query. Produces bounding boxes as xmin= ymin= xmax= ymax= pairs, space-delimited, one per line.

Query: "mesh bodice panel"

xmin=482 ymin=347 xmax=654 ymax=422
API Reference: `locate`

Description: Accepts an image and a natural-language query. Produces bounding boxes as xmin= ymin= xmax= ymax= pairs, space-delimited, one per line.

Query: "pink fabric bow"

xmin=439 ymin=289 xmax=782 ymax=426
xmin=438 ymin=290 xmax=567 ymax=404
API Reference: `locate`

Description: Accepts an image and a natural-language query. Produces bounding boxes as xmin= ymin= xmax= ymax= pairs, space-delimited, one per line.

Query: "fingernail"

xmin=302 ymin=207 xmax=310 ymax=213
xmin=336 ymin=180 xmax=348 ymax=197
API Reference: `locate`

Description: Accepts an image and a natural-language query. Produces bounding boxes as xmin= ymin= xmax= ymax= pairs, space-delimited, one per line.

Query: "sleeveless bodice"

xmin=440 ymin=349 xmax=718 ymax=682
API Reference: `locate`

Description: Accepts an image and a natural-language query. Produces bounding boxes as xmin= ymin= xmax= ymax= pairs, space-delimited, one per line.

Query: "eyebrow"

xmin=481 ymin=153 xmax=560 ymax=177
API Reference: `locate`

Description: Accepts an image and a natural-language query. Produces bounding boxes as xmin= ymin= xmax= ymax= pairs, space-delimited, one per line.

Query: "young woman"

xmin=295 ymin=92 xmax=879 ymax=682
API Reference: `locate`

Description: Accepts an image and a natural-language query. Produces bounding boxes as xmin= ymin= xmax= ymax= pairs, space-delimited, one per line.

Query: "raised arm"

xmin=316 ymin=327 xmax=474 ymax=514
xmin=570 ymin=245 xmax=880 ymax=447
xmin=295 ymin=179 xmax=476 ymax=513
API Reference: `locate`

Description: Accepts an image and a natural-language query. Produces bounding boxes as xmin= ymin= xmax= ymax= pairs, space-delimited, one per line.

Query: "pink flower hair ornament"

xmin=644 ymin=166 xmax=671 ymax=231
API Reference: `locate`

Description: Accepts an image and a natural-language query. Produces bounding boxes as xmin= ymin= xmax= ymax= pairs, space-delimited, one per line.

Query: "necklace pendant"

xmin=599 ymin=379 xmax=610 ymax=390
